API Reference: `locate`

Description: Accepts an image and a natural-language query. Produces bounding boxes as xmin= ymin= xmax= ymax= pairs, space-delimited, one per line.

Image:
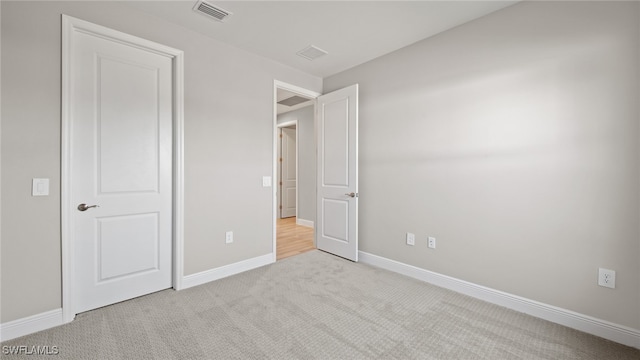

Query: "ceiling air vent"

xmin=297 ymin=45 xmax=328 ymax=61
xmin=193 ymin=0 xmax=232 ymax=22
xmin=278 ymin=95 xmax=311 ymax=107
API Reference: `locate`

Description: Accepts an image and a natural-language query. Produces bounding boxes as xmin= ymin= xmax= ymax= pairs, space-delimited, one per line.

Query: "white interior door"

xmin=69 ymin=21 xmax=173 ymax=313
xmin=281 ymin=127 xmax=297 ymax=218
xmin=316 ymin=84 xmax=359 ymax=261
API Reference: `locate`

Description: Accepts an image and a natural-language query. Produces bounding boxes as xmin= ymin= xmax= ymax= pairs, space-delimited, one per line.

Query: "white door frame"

xmin=272 ymin=80 xmax=321 ymax=261
xmin=61 ymin=15 xmax=185 ymax=323
xmin=277 ymin=121 xmax=298 ymax=219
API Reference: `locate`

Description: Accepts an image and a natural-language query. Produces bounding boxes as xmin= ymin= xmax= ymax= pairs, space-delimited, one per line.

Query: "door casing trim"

xmin=61 ymin=15 xmax=185 ymax=323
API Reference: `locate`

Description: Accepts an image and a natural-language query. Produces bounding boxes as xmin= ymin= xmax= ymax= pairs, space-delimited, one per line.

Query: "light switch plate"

xmin=262 ymin=176 xmax=272 ymax=187
xmin=32 ymin=178 xmax=50 ymax=196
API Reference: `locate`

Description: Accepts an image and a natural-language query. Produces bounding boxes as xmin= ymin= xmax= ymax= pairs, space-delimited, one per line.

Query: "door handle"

xmin=345 ymin=192 xmax=358 ymax=198
xmin=77 ymin=203 xmax=99 ymax=211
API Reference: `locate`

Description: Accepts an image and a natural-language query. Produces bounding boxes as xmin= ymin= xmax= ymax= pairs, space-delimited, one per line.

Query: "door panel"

xmin=316 ymin=84 xmax=358 ymax=261
xmin=97 ymin=213 xmax=159 ymax=281
xmin=70 ymin=25 xmax=173 ymax=313
xmin=321 ymin=98 xmax=349 ymax=186
xmin=98 ymin=56 xmax=160 ymax=194
xmin=321 ymin=198 xmax=349 ymax=242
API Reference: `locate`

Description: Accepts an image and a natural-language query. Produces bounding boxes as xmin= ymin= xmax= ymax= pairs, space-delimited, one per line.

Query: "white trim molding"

xmin=359 ymin=251 xmax=640 ymax=350
xmin=171 ymin=35 xmax=186 ymax=291
xmin=181 ymin=254 xmax=273 ymax=289
xmin=296 ymin=218 xmax=314 ymax=228
xmin=61 ymin=15 xmax=185 ymax=321
xmin=0 ymin=309 xmax=64 ymax=342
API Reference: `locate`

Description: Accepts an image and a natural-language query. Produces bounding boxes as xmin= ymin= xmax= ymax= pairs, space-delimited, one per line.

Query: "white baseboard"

xmin=181 ymin=253 xmax=273 ymax=289
xmin=296 ymin=218 xmax=314 ymax=228
xmin=359 ymin=251 xmax=640 ymax=350
xmin=0 ymin=308 xmax=64 ymax=342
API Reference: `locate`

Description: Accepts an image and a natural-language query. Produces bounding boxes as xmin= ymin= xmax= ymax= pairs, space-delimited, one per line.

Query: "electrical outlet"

xmin=406 ymin=233 xmax=415 ymax=246
xmin=428 ymin=236 xmax=436 ymax=249
xmin=598 ymin=268 xmax=615 ymax=289
xmin=225 ymin=231 xmax=233 ymax=244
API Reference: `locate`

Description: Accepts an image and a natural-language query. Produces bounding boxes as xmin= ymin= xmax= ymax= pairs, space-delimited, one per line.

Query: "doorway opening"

xmin=273 ymin=81 xmax=320 ymax=260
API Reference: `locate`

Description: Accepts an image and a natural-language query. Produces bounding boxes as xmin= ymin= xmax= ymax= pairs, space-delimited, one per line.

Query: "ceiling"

xmin=124 ymin=1 xmax=519 ymax=78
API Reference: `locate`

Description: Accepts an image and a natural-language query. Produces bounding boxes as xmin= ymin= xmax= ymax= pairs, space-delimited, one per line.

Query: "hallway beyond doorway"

xmin=276 ymin=217 xmax=314 ymax=260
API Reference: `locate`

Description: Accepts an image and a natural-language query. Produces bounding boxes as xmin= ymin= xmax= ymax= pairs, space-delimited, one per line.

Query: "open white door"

xmin=316 ymin=84 xmax=359 ymax=261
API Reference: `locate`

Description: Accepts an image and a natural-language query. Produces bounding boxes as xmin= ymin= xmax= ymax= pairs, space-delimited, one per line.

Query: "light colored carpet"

xmin=2 ymin=250 xmax=639 ymax=359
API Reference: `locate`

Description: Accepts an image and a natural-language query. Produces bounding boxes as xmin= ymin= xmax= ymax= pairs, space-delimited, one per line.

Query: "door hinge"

xmin=279 ymin=157 xmax=283 ymax=162
xmin=279 ymin=205 xmax=282 ymax=209
xmin=279 ymin=181 xmax=283 ymax=186
xmin=280 ymin=134 xmax=283 ymax=138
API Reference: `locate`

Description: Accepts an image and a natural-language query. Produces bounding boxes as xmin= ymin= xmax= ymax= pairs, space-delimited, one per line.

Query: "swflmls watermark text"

xmin=2 ymin=345 xmax=59 ymax=356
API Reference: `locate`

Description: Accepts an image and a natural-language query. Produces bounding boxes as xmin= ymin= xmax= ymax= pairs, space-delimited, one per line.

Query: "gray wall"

xmin=0 ymin=1 xmax=321 ymax=323
xmin=325 ymin=1 xmax=639 ymax=329
xmin=277 ymin=106 xmax=315 ymax=224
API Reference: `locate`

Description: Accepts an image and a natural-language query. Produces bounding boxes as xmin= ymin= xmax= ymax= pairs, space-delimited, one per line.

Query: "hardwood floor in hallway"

xmin=277 ymin=217 xmax=315 ymax=260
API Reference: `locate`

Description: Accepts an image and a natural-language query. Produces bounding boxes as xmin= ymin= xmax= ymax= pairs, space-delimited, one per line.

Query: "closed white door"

xmin=69 ymin=21 xmax=173 ymax=313
xmin=281 ymin=127 xmax=297 ymax=218
xmin=316 ymin=85 xmax=359 ymax=261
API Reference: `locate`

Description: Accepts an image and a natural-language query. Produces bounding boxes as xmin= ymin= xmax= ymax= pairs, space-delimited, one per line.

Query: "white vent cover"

xmin=297 ymin=45 xmax=328 ymax=61
xmin=278 ymin=95 xmax=311 ymax=107
xmin=193 ymin=0 xmax=232 ymax=22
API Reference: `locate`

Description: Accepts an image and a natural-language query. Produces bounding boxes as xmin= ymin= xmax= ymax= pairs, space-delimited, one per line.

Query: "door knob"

xmin=345 ymin=192 xmax=358 ymax=198
xmin=77 ymin=203 xmax=99 ymax=211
